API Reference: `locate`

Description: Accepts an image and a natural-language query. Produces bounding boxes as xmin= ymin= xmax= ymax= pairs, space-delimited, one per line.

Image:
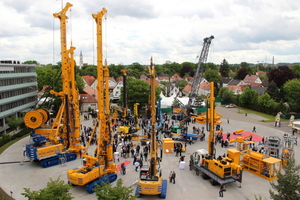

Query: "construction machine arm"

xmin=187 ymin=35 xmax=214 ymax=108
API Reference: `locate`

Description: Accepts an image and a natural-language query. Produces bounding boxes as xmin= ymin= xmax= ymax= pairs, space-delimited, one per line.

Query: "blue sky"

xmin=1 ymin=0 xmax=300 ymax=66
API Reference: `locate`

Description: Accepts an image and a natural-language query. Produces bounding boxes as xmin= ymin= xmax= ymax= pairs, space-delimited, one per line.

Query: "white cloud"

xmin=1 ymin=0 xmax=300 ymax=65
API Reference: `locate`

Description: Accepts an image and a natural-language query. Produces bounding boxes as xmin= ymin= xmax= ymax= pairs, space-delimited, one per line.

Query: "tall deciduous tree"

xmin=240 ymin=62 xmax=250 ymax=68
xmin=269 ymin=158 xmax=300 ymax=200
xmin=204 ymin=69 xmax=221 ymax=82
xmin=180 ymin=62 xmax=195 ymax=77
xmin=81 ymin=65 xmax=97 ymax=78
xmin=108 ymin=64 xmax=125 ymax=80
xmin=258 ymin=93 xmax=275 ymax=113
xmin=239 ymin=87 xmax=258 ymax=108
xmin=120 ymin=77 xmax=160 ymax=111
xmin=236 ymin=68 xmax=248 ymax=80
xmin=219 ymin=59 xmax=230 ymax=77
xmin=22 ymin=177 xmax=73 ymax=200
xmin=176 ymin=80 xmax=188 ymax=92
xmin=127 ymin=62 xmax=147 ymax=79
xmin=161 ymin=62 xmax=181 ymax=77
xmin=266 ymin=81 xmax=280 ymax=102
xmin=282 ymin=79 xmax=300 ymax=103
xmin=267 ymin=66 xmax=296 ymax=88
xmin=290 ymin=64 xmax=300 ymax=79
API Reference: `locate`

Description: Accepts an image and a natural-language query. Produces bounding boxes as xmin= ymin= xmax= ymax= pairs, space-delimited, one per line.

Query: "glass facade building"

xmin=0 ymin=61 xmax=38 ymax=134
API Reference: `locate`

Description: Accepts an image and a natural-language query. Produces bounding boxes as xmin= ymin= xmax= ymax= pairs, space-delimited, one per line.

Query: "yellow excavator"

xmin=67 ymin=7 xmax=117 ymax=193
xmin=23 ymin=2 xmax=83 ymax=168
xmin=135 ymin=58 xmax=167 ymax=198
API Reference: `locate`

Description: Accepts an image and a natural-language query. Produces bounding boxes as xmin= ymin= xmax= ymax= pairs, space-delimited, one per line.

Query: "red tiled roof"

xmin=83 ymin=86 xmax=98 ymax=100
xmin=199 ymin=81 xmax=210 ymax=90
xmin=82 ymin=75 xmax=96 ymax=86
xmin=144 ymin=79 xmax=160 ymax=87
xmin=182 ymin=84 xmax=192 ymax=93
xmin=80 ymin=93 xmax=97 ymax=103
xmin=256 ymin=71 xmax=267 ymax=76
xmin=243 ymin=75 xmax=259 ymax=84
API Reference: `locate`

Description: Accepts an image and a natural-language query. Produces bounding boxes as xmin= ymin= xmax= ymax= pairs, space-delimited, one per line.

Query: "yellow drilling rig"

xmin=135 ymin=58 xmax=167 ymax=198
xmin=23 ymin=2 xmax=83 ymax=168
xmin=67 ymin=7 xmax=118 ymax=194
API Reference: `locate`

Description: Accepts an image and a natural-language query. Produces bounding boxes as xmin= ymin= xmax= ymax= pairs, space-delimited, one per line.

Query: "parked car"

xmin=226 ymin=104 xmax=236 ymax=108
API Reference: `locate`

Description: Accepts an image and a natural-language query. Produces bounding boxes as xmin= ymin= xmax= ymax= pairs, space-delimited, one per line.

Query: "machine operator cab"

xmin=190 ymin=149 xmax=208 ymax=167
xmin=140 ymin=166 xmax=160 ymax=181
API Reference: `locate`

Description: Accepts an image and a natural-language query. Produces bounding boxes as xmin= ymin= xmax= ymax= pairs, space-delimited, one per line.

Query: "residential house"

xmin=170 ymin=74 xmax=183 ymax=84
xmin=243 ymin=75 xmax=262 ymax=86
xmin=140 ymin=74 xmax=148 ymax=81
xmin=198 ymin=81 xmax=211 ymax=96
xmin=251 ymin=86 xmax=267 ymax=96
xmin=112 ymin=81 xmax=123 ymax=98
xmin=162 ymin=82 xmax=180 ymax=97
xmin=80 ymin=86 xmax=97 ymax=112
xmin=82 ymin=75 xmax=97 ymax=90
xmin=220 ymin=77 xmax=232 ymax=88
xmin=156 ymin=73 xmax=169 ymax=82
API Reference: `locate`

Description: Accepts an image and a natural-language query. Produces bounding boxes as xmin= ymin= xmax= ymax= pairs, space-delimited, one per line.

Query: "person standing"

xmin=134 ymin=161 xmax=140 ymax=172
xmin=23 ymin=146 xmax=26 ymax=157
xmin=169 ymin=171 xmax=176 ymax=184
xmin=252 ymin=126 xmax=256 ymax=133
xmin=219 ymin=184 xmax=225 ymax=197
xmin=227 ymin=118 xmax=229 ymax=124
xmin=121 ymin=163 xmax=126 ymax=175
xmin=171 ymin=171 xmax=176 ymax=184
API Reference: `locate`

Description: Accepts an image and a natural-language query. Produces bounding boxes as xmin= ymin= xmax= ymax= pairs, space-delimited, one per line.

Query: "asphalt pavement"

xmin=0 ymin=105 xmax=299 ymax=200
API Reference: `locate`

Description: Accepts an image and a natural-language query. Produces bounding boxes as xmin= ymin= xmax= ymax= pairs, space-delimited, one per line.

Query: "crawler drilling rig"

xmin=24 ymin=2 xmax=83 ymax=168
xmin=135 ymin=58 xmax=167 ymax=198
xmin=67 ymin=8 xmax=117 ymax=193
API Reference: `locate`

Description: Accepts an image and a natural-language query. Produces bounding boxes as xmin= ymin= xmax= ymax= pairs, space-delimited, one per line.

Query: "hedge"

xmin=0 ymin=127 xmax=30 ymax=148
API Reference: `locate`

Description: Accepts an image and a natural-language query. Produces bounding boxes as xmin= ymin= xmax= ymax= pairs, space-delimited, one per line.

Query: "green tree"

xmin=268 ymin=66 xmax=296 ymax=88
xmin=240 ymin=62 xmax=250 ymax=68
xmin=269 ymin=158 xmax=300 ymax=200
xmin=81 ymin=65 xmax=97 ymax=77
xmin=236 ymin=68 xmax=248 ymax=80
xmin=176 ymin=80 xmax=188 ymax=93
xmin=95 ymin=178 xmax=136 ymax=200
xmin=219 ymin=59 xmax=230 ymax=77
xmin=205 ymin=62 xmax=218 ymax=71
xmin=120 ymin=77 xmax=158 ymax=111
xmin=75 ymin=74 xmax=85 ymax=92
xmin=257 ymin=93 xmax=275 ymax=113
xmin=127 ymin=62 xmax=147 ymax=79
xmin=180 ymin=62 xmax=195 ymax=77
xmin=23 ymin=60 xmax=40 ymax=66
xmin=218 ymin=87 xmax=234 ymax=103
xmin=239 ymin=87 xmax=258 ymax=108
xmin=290 ymin=64 xmax=300 ymax=79
xmin=108 ymin=64 xmax=125 ymax=80
xmin=266 ymin=81 xmax=280 ymax=102
xmin=204 ymin=69 xmax=221 ymax=82
xmin=36 ymin=66 xmax=59 ymax=91
xmin=222 ymin=89 xmax=235 ymax=104
xmin=22 ymin=177 xmax=73 ymax=200
xmin=161 ymin=62 xmax=181 ymax=77
xmin=6 ymin=115 xmax=23 ymax=131
xmin=282 ymin=79 xmax=300 ymax=103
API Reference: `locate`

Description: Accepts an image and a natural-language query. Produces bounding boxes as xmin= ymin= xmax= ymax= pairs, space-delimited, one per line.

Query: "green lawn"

xmin=0 ymin=133 xmax=29 ymax=155
xmin=224 ymin=106 xmax=288 ymax=123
